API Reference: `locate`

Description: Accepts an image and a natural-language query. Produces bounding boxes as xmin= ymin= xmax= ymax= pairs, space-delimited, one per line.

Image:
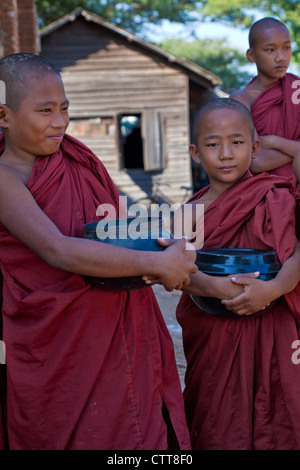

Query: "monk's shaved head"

xmin=192 ymin=98 xmax=255 ymax=144
xmin=0 ymin=53 xmax=60 ymax=110
xmin=248 ymin=17 xmax=290 ymax=49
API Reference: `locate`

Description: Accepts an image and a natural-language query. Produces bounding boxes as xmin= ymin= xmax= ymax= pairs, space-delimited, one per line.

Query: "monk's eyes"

xmin=265 ymin=46 xmax=290 ymax=52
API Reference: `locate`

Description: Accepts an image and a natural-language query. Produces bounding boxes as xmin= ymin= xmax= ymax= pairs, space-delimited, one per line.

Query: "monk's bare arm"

xmin=259 ymin=135 xmax=300 ymax=158
xmin=230 ymin=89 xmax=252 ymax=109
xmin=250 ymin=135 xmax=298 ymax=173
xmin=250 ymin=148 xmax=293 ymax=173
xmin=249 ymin=129 xmax=293 ymax=173
xmin=231 ymin=91 xmax=293 ymax=172
xmin=252 ymin=134 xmax=300 ymax=173
xmin=0 ymin=166 xmax=197 ymax=291
xmin=181 ymin=270 xmax=260 ymax=298
xmin=293 ymin=151 xmax=300 ymax=182
xmin=182 ymin=271 xmax=245 ymax=299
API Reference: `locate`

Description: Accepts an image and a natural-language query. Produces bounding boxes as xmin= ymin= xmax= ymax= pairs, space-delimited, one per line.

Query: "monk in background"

xmin=231 ymin=17 xmax=300 ymax=184
xmin=0 ymin=53 xmax=200 ymax=450
xmin=176 ymin=98 xmax=300 ymax=450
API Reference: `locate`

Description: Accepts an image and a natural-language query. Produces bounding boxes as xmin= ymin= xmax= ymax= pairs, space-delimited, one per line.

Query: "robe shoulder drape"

xmin=250 ymin=73 xmax=300 ymax=182
xmin=0 ymin=133 xmax=190 ymax=450
xmin=177 ymin=171 xmax=300 ymax=450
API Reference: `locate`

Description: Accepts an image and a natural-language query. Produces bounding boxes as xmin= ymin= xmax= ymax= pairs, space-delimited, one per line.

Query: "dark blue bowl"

xmin=191 ymin=248 xmax=281 ymax=318
xmin=83 ymin=217 xmax=169 ymax=290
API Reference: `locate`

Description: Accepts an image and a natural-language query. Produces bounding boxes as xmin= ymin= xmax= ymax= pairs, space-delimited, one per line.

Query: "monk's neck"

xmin=202 ymin=177 xmax=246 ymax=210
xmin=253 ymin=74 xmax=281 ymax=92
xmin=198 ymin=187 xmax=223 ymax=211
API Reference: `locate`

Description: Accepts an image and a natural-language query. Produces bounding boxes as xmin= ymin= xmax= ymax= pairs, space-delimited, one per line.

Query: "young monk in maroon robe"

xmin=176 ymin=98 xmax=300 ymax=450
xmin=230 ymin=17 xmax=300 ymax=184
xmin=0 ymin=53 xmax=202 ymax=450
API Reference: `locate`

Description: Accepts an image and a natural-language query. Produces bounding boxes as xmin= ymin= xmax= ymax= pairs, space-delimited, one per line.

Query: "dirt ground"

xmin=151 ymin=284 xmax=186 ymax=389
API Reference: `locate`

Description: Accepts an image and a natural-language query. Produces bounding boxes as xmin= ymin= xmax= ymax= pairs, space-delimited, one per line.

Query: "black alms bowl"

xmin=191 ymin=248 xmax=281 ymax=318
xmin=83 ymin=217 xmax=169 ymax=290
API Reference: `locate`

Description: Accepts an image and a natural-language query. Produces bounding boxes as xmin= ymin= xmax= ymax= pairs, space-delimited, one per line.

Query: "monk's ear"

xmin=246 ymin=48 xmax=255 ymax=63
xmin=251 ymin=139 xmax=260 ymax=159
xmin=190 ymin=144 xmax=201 ymax=164
xmin=0 ymin=103 xmax=9 ymax=129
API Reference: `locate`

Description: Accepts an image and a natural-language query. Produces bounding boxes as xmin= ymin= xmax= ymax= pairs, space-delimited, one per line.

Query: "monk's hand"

xmin=227 ymin=271 xmax=260 ymax=280
xmin=221 ymin=277 xmax=275 ymax=316
xmin=144 ymin=238 xmax=198 ymax=292
xmin=142 ymin=238 xmax=197 ymax=288
xmin=157 ymin=237 xmax=197 ymax=262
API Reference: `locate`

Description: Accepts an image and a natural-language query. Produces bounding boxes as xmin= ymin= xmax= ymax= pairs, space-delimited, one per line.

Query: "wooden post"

xmin=0 ymin=0 xmax=40 ymax=58
xmin=0 ymin=0 xmax=20 ymax=56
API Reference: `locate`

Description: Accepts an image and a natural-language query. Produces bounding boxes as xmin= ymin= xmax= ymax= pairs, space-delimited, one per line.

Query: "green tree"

xmin=35 ymin=0 xmax=199 ymax=31
xmin=199 ymin=0 xmax=300 ymax=62
xmin=160 ymin=37 xmax=252 ymax=93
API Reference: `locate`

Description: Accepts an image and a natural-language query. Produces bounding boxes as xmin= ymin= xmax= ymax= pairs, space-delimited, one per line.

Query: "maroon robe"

xmin=0 ymin=364 xmax=5 ymax=450
xmin=0 ymin=133 xmax=190 ymax=450
xmin=176 ymin=171 xmax=300 ymax=450
xmin=251 ymin=73 xmax=300 ymax=183
xmin=0 ymin=271 xmax=5 ymax=450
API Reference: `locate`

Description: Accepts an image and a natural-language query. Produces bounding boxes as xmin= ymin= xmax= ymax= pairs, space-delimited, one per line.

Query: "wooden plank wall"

xmin=41 ymin=17 xmax=193 ymax=205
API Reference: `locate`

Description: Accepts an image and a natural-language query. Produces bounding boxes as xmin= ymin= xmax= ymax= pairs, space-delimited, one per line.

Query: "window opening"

xmin=120 ymin=114 xmax=144 ymax=169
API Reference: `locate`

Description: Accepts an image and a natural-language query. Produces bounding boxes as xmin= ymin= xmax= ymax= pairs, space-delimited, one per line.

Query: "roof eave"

xmin=41 ymin=8 xmax=222 ymax=88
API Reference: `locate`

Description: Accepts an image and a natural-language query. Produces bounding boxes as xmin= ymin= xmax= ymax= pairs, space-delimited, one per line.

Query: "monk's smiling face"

xmin=2 ymin=72 xmax=69 ymax=160
xmin=190 ymin=107 xmax=260 ymax=194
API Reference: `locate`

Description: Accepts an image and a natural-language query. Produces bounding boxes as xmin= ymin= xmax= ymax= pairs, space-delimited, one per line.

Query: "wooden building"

xmin=0 ymin=0 xmax=39 ymax=57
xmin=41 ymin=8 xmax=226 ymax=206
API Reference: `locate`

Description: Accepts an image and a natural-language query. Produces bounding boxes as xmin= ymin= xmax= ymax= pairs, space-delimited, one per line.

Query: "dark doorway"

xmin=120 ymin=114 xmax=144 ymax=169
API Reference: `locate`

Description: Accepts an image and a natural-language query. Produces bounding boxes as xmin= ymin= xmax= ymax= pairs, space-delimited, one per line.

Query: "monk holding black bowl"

xmin=174 ymin=98 xmax=300 ymax=450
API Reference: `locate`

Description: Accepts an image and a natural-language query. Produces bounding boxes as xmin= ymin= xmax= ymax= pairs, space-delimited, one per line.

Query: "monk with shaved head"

xmin=248 ymin=17 xmax=290 ymax=50
xmin=231 ymin=17 xmax=300 ymax=185
xmin=0 ymin=53 xmax=60 ymax=110
xmin=0 ymin=53 xmax=198 ymax=450
xmin=176 ymin=97 xmax=300 ymax=450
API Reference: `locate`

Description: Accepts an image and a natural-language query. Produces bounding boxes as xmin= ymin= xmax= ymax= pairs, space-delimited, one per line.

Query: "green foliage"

xmin=199 ymin=0 xmax=300 ymax=62
xmin=35 ymin=0 xmax=300 ymax=62
xmin=160 ymin=37 xmax=252 ymax=93
xmin=35 ymin=0 xmax=198 ymax=32
xmin=37 ymin=0 xmax=300 ymax=93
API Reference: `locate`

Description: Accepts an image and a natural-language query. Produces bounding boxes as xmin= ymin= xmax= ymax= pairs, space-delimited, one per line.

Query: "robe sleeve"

xmin=251 ymin=186 xmax=300 ymax=320
xmin=251 ymin=186 xmax=296 ymax=264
